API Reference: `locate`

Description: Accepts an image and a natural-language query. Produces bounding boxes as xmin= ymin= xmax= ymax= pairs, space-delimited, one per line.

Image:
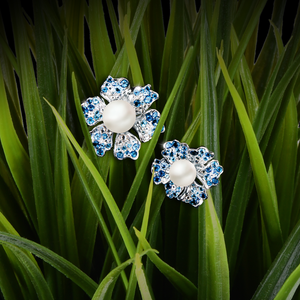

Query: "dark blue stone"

xmin=154 ymin=176 xmax=161 ymax=183
xmin=133 ymin=143 xmax=140 ymax=150
xmin=216 ymin=166 xmax=223 ymax=173
xmin=165 ymin=182 xmax=172 ymax=189
xmin=120 ymin=79 xmax=129 ymax=87
xmin=102 ymin=133 xmax=108 ymax=139
xmin=158 ymin=170 xmax=165 ymax=177
xmin=96 ymin=149 xmax=104 ymax=156
xmin=151 ymin=93 xmax=158 ymax=99
xmin=165 ymin=141 xmax=173 ymax=149
xmin=87 ymin=99 xmax=93 ymax=104
xmin=87 ymin=117 xmax=94 ymax=125
xmin=106 ymin=143 xmax=111 ymax=149
xmin=117 ymin=152 xmax=123 ymax=159
xmin=134 ymin=100 xmax=141 ymax=107
xmin=173 ymin=141 xmax=180 ymax=149
xmin=154 ymin=164 xmax=160 ymax=172
xmin=88 ymin=104 xmax=95 ymax=111
xmin=206 ymin=167 xmax=212 ymax=173
xmin=130 ymin=151 xmax=137 ymax=158
xmin=102 ymin=87 xmax=108 ymax=93
xmin=107 ymin=77 xmax=112 ymax=82
xmin=144 ymin=96 xmax=152 ymax=104
xmin=212 ymin=178 xmax=219 ymax=185
xmin=115 ymin=87 xmax=121 ymax=93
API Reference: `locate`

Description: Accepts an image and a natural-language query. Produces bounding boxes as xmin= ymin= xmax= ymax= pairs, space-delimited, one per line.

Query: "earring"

xmin=151 ymin=140 xmax=223 ymax=207
xmin=81 ymin=76 xmax=165 ymax=160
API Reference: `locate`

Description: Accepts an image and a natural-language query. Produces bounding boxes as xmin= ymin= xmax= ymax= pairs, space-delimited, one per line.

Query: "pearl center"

xmin=102 ymin=100 xmax=136 ymax=133
xmin=169 ymin=159 xmax=197 ymax=187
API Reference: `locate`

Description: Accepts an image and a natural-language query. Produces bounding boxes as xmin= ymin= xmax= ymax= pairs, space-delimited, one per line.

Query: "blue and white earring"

xmin=151 ymin=140 xmax=223 ymax=207
xmin=81 ymin=76 xmax=165 ymax=160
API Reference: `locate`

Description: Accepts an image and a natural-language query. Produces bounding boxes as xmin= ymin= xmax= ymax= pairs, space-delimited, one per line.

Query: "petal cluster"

xmin=81 ymin=76 xmax=165 ymax=160
xmin=151 ymin=140 xmax=223 ymax=207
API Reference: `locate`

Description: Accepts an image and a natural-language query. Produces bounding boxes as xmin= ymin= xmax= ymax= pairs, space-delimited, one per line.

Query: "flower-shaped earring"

xmin=81 ymin=76 xmax=165 ymax=160
xmin=151 ymin=140 xmax=223 ymax=207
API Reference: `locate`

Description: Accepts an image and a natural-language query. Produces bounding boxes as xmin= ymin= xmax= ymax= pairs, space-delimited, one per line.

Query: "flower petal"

xmin=196 ymin=160 xmax=223 ymax=189
xmin=187 ymin=146 xmax=214 ymax=166
xmin=90 ymin=124 xmax=113 ymax=157
xmin=161 ymin=140 xmax=189 ymax=163
xmin=164 ymin=180 xmax=184 ymax=199
xmin=182 ymin=181 xmax=207 ymax=207
xmin=151 ymin=158 xmax=171 ymax=184
xmin=133 ymin=109 xmax=165 ymax=143
xmin=129 ymin=84 xmax=159 ymax=115
xmin=100 ymin=76 xmax=130 ymax=102
xmin=113 ymin=132 xmax=141 ymax=160
xmin=81 ymin=96 xmax=106 ymax=126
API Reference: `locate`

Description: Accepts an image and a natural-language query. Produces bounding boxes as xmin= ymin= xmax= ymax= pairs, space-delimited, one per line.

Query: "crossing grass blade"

xmin=217 ymin=51 xmax=283 ymax=256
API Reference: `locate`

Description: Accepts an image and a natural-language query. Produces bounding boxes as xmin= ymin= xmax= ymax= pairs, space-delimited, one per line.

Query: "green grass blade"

xmin=205 ymin=193 xmax=230 ymax=299
xmin=134 ymin=228 xmax=197 ymax=299
xmin=110 ymin=0 xmax=151 ymax=77
xmin=0 ymin=232 xmax=98 ymax=297
xmin=251 ymin=219 xmax=300 ymax=299
xmin=46 ymin=100 xmax=136 ymax=258
xmin=123 ymin=14 xmax=144 ymax=86
xmin=5 ymin=244 xmax=54 ymax=300
xmin=0 ymin=245 xmax=24 ymax=300
xmin=217 ymin=52 xmax=283 ymax=255
xmin=0 ymin=53 xmax=37 ymax=230
xmin=89 ymin=0 xmax=115 ymax=86
xmin=200 ymin=4 xmax=222 ymax=221
xmin=135 ymin=252 xmax=153 ymax=300
xmin=273 ymin=264 xmax=300 ymax=300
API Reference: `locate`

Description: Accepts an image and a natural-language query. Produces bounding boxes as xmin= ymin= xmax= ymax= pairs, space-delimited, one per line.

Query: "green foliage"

xmin=0 ymin=0 xmax=299 ymax=299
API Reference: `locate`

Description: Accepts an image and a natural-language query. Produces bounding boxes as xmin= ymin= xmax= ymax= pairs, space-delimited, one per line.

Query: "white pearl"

xmin=169 ymin=159 xmax=196 ymax=187
xmin=102 ymin=100 xmax=136 ymax=133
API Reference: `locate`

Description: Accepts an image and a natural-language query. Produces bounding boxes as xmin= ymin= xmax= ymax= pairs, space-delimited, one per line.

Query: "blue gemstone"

xmin=96 ymin=149 xmax=104 ymax=156
xmin=106 ymin=143 xmax=111 ymax=149
xmin=206 ymin=167 xmax=212 ymax=173
xmin=146 ymin=114 xmax=153 ymax=121
xmin=82 ymin=106 xmax=88 ymax=113
xmin=152 ymin=111 xmax=158 ymax=118
xmin=201 ymin=193 xmax=207 ymax=199
xmin=154 ymin=176 xmax=161 ymax=183
xmin=161 ymin=126 xmax=165 ymax=132
xmin=141 ymin=120 xmax=147 ymax=127
xmin=212 ymin=178 xmax=219 ymax=184
xmin=162 ymin=150 xmax=168 ymax=156
xmin=134 ymin=89 xmax=140 ymax=96
xmin=165 ymin=142 xmax=173 ymax=149
xmin=216 ymin=166 xmax=223 ymax=173
xmin=130 ymin=151 xmax=137 ymax=158
xmin=207 ymin=181 xmax=212 ymax=186
xmin=182 ymin=146 xmax=188 ymax=151
xmin=102 ymin=87 xmax=108 ymax=93
xmin=165 ymin=182 xmax=172 ymax=189
xmin=145 ymin=96 xmax=152 ymax=104
xmin=127 ymin=143 xmax=132 ymax=148
xmin=102 ymin=133 xmax=108 ymax=140
xmin=87 ymin=117 xmax=94 ymax=125
xmin=200 ymin=149 xmax=204 ymax=155
xmin=133 ymin=143 xmax=140 ymax=150
xmin=117 ymin=152 xmax=123 ymax=159
xmin=125 ymin=150 xmax=129 ymax=155
xmin=93 ymin=97 xmax=99 ymax=104
xmin=94 ymin=133 xmax=101 ymax=140
xmin=190 ymin=150 xmax=198 ymax=156
xmin=107 ymin=77 xmax=112 ymax=83
xmin=88 ymin=104 xmax=95 ymax=111
xmin=94 ymin=111 xmax=101 ymax=120
xmin=115 ymin=87 xmax=121 ymax=93
xmin=120 ymin=79 xmax=129 ymax=88
xmin=181 ymin=154 xmax=187 ymax=159
xmin=173 ymin=141 xmax=180 ymax=149
xmin=122 ymin=146 xmax=127 ymax=150
xmin=145 ymin=85 xmax=150 ymax=91
xmin=154 ymin=164 xmax=160 ymax=172
xmin=87 ymin=99 xmax=93 ymax=104
xmin=134 ymin=100 xmax=141 ymax=107
xmin=152 ymin=119 xmax=158 ymax=126
xmin=161 ymin=162 xmax=168 ymax=169
xmin=93 ymin=141 xmax=100 ymax=148
xmin=206 ymin=153 xmax=211 ymax=158
xmin=158 ymin=170 xmax=165 ymax=177
xmin=151 ymin=93 xmax=158 ymax=99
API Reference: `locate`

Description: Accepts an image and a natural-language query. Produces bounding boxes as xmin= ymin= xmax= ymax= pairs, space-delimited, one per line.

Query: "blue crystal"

xmin=200 ymin=149 xmax=204 ymax=155
xmin=141 ymin=120 xmax=147 ymax=127
xmin=165 ymin=182 xmax=172 ymax=189
xmin=93 ymin=97 xmax=99 ymax=104
xmin=162 ymin=150 xmax=168 ymax=156
xmin=120 ymin=79 xmax=129 ymax=88
xmin=173 ymin=141 xmax=180 ymax=149
xmin=102 ymin=133 xmax=108 ymax=140
xmin=154 ymin=164 xmax=160 ymax=172
xmin=207 ymin=181 xmax=212 ymax=186
xmin=165 ymin=142 xmax=173 ymax=149
xmin=115 ymin=87 xmax=121 ymax=93
xmin=127 ymin=143 xmax=132 ymax=148
xmin=87 ymin=99 xmax=93 ymax=104
xmin=93 ymin=141 xmax=100 ymax=148
xmin=88 ymin=104 xmax=95 ymax=111
xmin=117 ymin=152 xmax=124 ymax=159
xmin=158 ymin=170 xmax=165 ymax=177
xmin=94 ymin=111 xmax=101 ymax=120
xmin=134 ymin=100 xmax=141 ymax=107
xmin=146 ymin=114 xmax=153 ymax=121
xmin=94 ymin=133 xmax=101 ymax=140
xmin=134 ymin=89 xmax=140 ymax=96
xmin=122 ymin=146 xmax=127 ymax=151
xmin=201 ymin=193 xmax=207 ymax=199
xmin=107 ymin=77 xmax=112 ymax=83
xmin=106 ymin=143 xmax=111 ymax=148
xmin=216 ymin=166 xmax=223 ymax=173
xmin=130 ymin=151 xmax=137 ymax=158
xmin=206 ymin=167 xmax=212 ymax=173
xmin=161 ymin=162 xmax=168 ymax=169
xmin=212 ymin=178 xmax=219 ymax=185
xmin=152 ymin=119 xmax=158 ymax=126
xmin=133 ymin=143 xmax=140 ymax=150
xmin=152 ymin=111 xmax=158 ymax=118
xmin=96 ymin=149 xmax=104 ymax=156
xmin=145 ymin=85 xmax=150 ymax=91
xmin=82 ymin=106 xmax=88 ymax=114
xmin=87 ymin=117 xmax=94 ymax=125
xmin=151 ymin=93 xmax=158 ymax=99
xmin=145 ymin=96 xmax=152 ymax=104
xmin=154 ymin=176 xmax=161 ymax=183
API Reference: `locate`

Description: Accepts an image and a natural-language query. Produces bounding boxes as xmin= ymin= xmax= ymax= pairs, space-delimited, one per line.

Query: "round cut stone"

xmin=169 ymin=159 xmax=197 ymax=187
xmin=102 ymin=100 xmax=136 ymax=133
